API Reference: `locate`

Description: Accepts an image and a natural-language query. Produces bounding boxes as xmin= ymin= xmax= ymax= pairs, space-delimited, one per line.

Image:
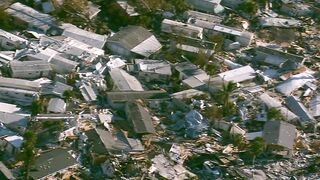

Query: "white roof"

xmin=4 ymin=135 xmax=24 ymax=148
xmin=276 ymin=72 xmax=315 ymax=96
xmin=61 ymin=23 xmax=107 ymax=49
xmin=109 ymin=68 xmax=144 ymax=91
xmin=218 ymin=65 xmax=256 ymax=83
xmin=0 ymin=102 xmax=21 ymax=113
xmin=107 ymin=56 xmax=126 ymax=69
xmin=47 ymin=98 xmax=66 ymax=113
xmin=131 ymin=35 xmax=162 ymax=57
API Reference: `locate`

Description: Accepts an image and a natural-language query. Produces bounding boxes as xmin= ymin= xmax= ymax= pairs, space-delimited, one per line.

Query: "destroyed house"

xmin=285 ymin=96 xmax=315 ymax=126
xmin=39 ymin=36 xmax=104 ymax=62
xmin=254 ymin=46 xmax=304 ymax=68
xmin=161 ymin=19 xmax=203 ymax=39
xmin=276 ymin=72 xmax=315 ymax=96
xmin=259 ymin=17 xmax=302 ymax=28
xmin=263 ymin=121 xmax=296 ymax=157
xmin=106 ymin=90 xmax=169 ymax=108
xmin=175 ymin=61 xmax=209 ymax=89
xmin=25 ymin=47 xmax=79 ymax=74
xmin=6 ymin=2 xmax=58 ymax=33
xmin=107 ymin=26 xmax=162 ymax=57
xmin=176 ymin=44 xmax=215 ymax=57
xmin=29 ymin=148 xmax=78 ymax=180
xmin=310 ymin=96 xmax=320 ymax=117
xmin=184 ymin=10 xmax=223 ymax=24
xmin=0 ymin=29 xmax=28 ymax=50
xmin=9 ymin=60 xmax=51 ymax=79
xmin=213 ymin=24 xmax=253 ymax=46
xmin=133 ymin=59 xmax=172 ymax=82
xmin=125 ymin=101 xmax=155 ymax=134
xmin=259 ymin=93 xmax=298 ymax=122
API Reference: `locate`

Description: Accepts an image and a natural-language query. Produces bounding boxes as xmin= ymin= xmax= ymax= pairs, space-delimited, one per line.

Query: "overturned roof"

xmin=263 ymin=121 xmax=296 ymax=150
xmin=126 ymin=101 xmax=155 ymax=134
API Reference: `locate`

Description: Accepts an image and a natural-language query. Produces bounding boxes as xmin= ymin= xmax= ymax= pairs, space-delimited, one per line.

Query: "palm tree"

xmin=20 ymin=131 xmax=37 ymax=180
xmin=216 ymin=81 xmax=237 ymax=116
xmin=248 ymin=137 xmax=265 ymax=166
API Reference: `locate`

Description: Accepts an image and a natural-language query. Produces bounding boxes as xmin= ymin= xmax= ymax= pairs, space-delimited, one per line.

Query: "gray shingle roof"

xmin=29 ymin=148 xmax=77 ymax=180
xmin=108 ymin=26 xmax=153 ymax=50
xmin=263 ymin=121 xmax=296 ymax=150
xmin=126 ymin=101 xmax=155 ymax=134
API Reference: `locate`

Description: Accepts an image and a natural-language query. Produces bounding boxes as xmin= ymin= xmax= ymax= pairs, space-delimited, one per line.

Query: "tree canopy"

xmin=237 ymin=0 xmax=259 ymax=16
